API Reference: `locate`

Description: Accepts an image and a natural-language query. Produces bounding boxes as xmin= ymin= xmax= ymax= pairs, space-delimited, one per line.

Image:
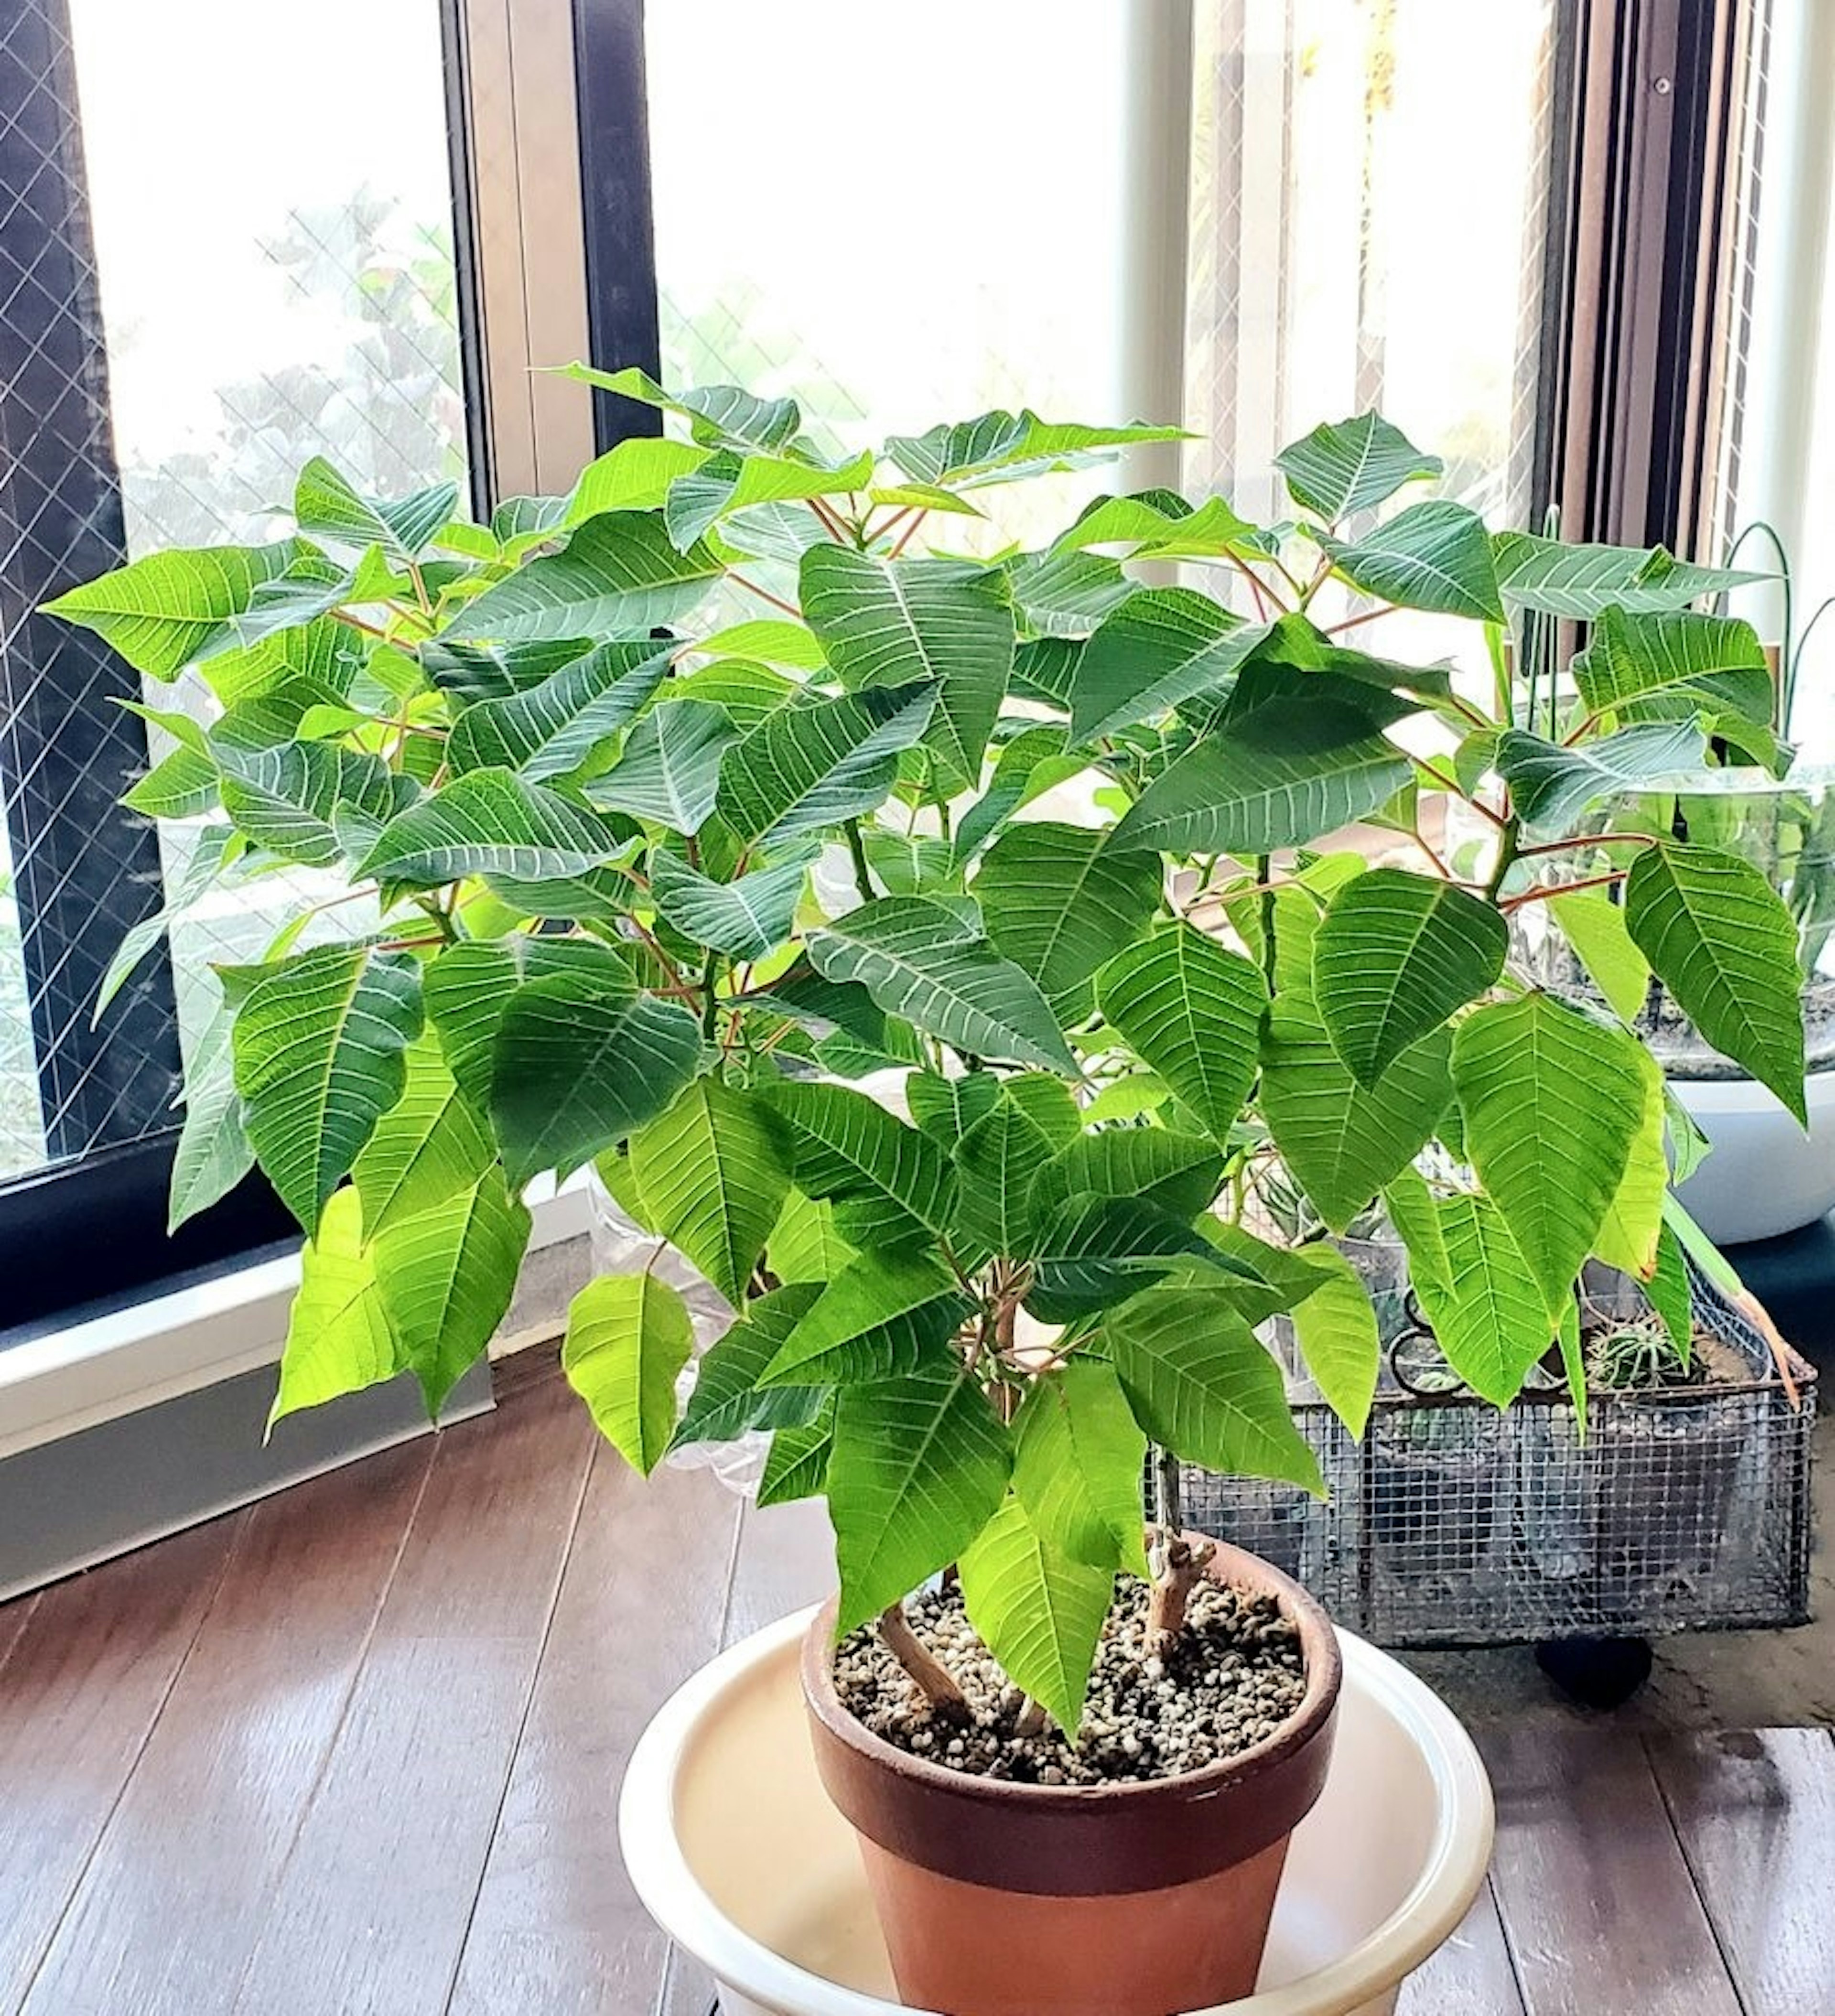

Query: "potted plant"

xmin=51 ymin=383 xmax=1809 ymax=2016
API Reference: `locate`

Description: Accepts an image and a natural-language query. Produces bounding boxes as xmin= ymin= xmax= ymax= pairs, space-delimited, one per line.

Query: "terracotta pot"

xmin=800 ymin=1538 xmax=1343 ymax=2016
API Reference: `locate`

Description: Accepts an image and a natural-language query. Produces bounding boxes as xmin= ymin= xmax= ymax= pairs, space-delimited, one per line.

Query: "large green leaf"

xmin=372 ymin=1168 xmax=530 ymax=1413
xmin=1592 ymin=1044 xmax=1668 ymax=1278
xmin=828 ymin=1364 xmax=1012 ymax=1633
xmin=1492 ymin=533 xmax=1765 ymax=619
xmin=43 ymin=539 xmax=300 ymax=678
xmin=765 ymin=1189 xmax=858 ymax=1284
xmin=446 ymin=640 xmax=670 ymax=780
xmin=445 ymin=510 xmax=720 ymax=642
xmin=124 ymin=746 xmax=220 ymax=819
xmin=950 ymin=1089 xmax=1060 ymax=1256
xmin=1322 ymin=501 xmax=1504 ymax=622
xmin=1006 ymin=548 xmax=1137 ymax=639
xmin=1053 ymin=491 xmax=1275 ymax=563
xmin=666 ymin=448 xmax=874 ymax=550
xmin=422 ymin=636 xmax=595 ymax=705
xmin=959 ymin=1498 xmax=1115 ymax=1735
xmin=1028 ymin=1129 xmax=1222 ymax=1230
xmin=764 ymin=1079 xmax=957 ymax=1246
xmin=422 ymin=936 xmax=626 ymax=1112
xmin=1068 ymin=587 xmax=1267 ymax=744
xmin=270 ymin=1189 xmax=401 ymax=1424
xmin=167 ymin=1006 xmax=255 ymax=1232
xmin=1572 ymin=607 xmax=1772 ymax=725
xmin=1311 ymin=869 xmax=1508 ymax=1087
xmin=712 ymin=682 xmax=937 ymax=848
xmin=1408 ymin=1193 xmax=1554 ymax=1404
xmin=905 ymin=1069 xmax=1002 ymax=1150
xmin=885 ymin=409 xmax=1186 ymax=489
xmin=1624 ymin=839 xmax=1807 ymax=1122
xmin=1026 ymin=1194 xmax=1253 ymax=1322
xmin=799 ymin=546 xmax=1015 ymax=789
xmin=626 ymin=1078 xmax=790 ymax=1302
xmin=1494 ymin=722 xmax=1708 ymax=836
xmin=586 ymin=698 xmax=736 ymax=833
xmin=973 ymin=821 xmax=1163 ymax=1013
xmin=232 ymin=946 xmax=422 ymax=1232
xmin=360 ymin=769 xmax=626 ymax=887
xmin=559 ymin=366 xmax=802 ymax=452
xmin=1274 ymin=414 xmax=1442 ymax=521
xmin=295 ymin=457 xmax=459 ymax=565
xmin=1107 ymin=1285 xmax=1324 ymax=1491
xmin=351 ymin=1030 xmax=495 ymax=1238
xmin=563 ymin=1272 xmax=695 ymax=1474
xmin=216 ymin=742 xmax=410 ymax=867
xmin=1110 ymin=687 xmax=1410 ymax=856
xmin=669 ymin=1284 xmax=826 ymax=1451
xmin=807 ymin=896 xmax=1076 ymax=1074
xmin=490 ymin=961 xmax=704 ymax=1186
xmin=1286 ymin=1246 xmax=1381 ymax=1437
xmin=1548 ymin=889 xmax=1651 ymax=1022
xmin=759 ymin=1250 xmax=971 ymax=1385
xmin=1096 ymin=924 xmax=1264 ymax=1143
xmin=1452 ymin=993 xmax=1647 ymax=1313
xmin=650 ymin=847 xmax=811 ymax=959
xmin=758 ymin=1404 xmax=836 ymax=1506
xmin=1012 ymin=1358 xmax=1150 ymax=1576
xmin=562 ymin=435 xmax=713 ymax=524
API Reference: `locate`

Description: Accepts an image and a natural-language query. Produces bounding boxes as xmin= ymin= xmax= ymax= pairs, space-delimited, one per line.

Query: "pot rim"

xmin=800 ymin=1536 xmax=1342 ymax=1825
xmin=618 ymin=1606 xmax=1496 ymax=2016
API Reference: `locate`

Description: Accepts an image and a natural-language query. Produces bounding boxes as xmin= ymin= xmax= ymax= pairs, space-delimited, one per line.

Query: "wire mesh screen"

xmin=0 ymin=0 xmax=465 ymax=1186
xmin=1174 ymin=1275 xmax=1815 ymax=1647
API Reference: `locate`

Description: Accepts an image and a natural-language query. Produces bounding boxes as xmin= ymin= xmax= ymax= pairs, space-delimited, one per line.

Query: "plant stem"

xmin=1485 ymin=818 xmax=1522 ymax=900
xmin=1147 ymin=1531 xmax=1214 ymax=1655
xmin=1501 ymin=869 xmax=1629 ymax=912
xmin=1516 ymin=831 xmax=1655 ymax=858
xmin=700 ymin=950 xmax=720 ymax=1039
xmin=1416 ymin=761 xmax=1507 ymax=826
xmin=728 ymin=571 xmax=802 ymax=618
xmin=845 ymin=819 xmax=876 ymax=903
xmin=1255 ymin=853 xmax=1277 ymax=990
xmin=878 ymin=1603 xmax=970 ymax=1724
xmin=1323 ymin=604 xmax=1392 ymax=636
xmin=889 ymin=510 xmax=929 ymax=560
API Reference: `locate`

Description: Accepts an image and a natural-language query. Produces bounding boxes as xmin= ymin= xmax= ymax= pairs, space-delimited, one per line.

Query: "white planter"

xmin=620 ymin=1607 xmax=1494 ymax=2016
xmin=1670 ymin=1067 xmax=1835 ymax=1245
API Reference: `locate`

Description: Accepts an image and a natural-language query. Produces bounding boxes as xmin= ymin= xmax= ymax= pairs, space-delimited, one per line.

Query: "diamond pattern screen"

xmin=0 ymin=0 xmax=465 ymax=1184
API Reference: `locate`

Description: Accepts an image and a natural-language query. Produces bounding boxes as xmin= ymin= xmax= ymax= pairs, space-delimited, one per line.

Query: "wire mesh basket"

xmin=1172 ymin=1267 xmax=1817 ymax=1647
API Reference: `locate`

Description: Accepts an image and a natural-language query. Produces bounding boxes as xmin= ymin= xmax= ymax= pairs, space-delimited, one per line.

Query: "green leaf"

xmin=799 ymin=547 xmax=1015 ymax=790
xmin=760 ymin=1250 xmax=972 ymax=1385
xmin=1068 ymin=587 xmax=1265 ymax=745
xmin=232 ymin=946 xmax=423 ymax=1233
xmin=1494 ymin=722 xmax=1707 ymax=836
xmin=1097 ymin=924 xmax=1264 ymax=1143
xmin=666 ymin=447 xmax=874 ymax=550
xmin=230 ymin=546 xmax=406 ymax=649
xmin=295 ymin=456 xmax=459 ymax=565
xmin=973 ymin=822 xmax=1163 ymax=1014
xmin=562 ymin=435 xmax=713 ymax=524
xmin=373 ymin=1169 xmax=531 ymax=1413
xmin=216 ymin=742 xmax=410 ymax=868
xmin=905 ymin=1069 xmax=1001 ymax=1149
xmin=423 ymin=935 xmax=631 ymax=1112
xmin=764 ymin=1079 xmax=957 ymax=1246
xmin=696 ymin=618 xmax=827 ymax=671
xmin=885 ymin=409 xmax=1186 ymax=488
xmin=1274 ymin=413 xmax=1443 ymax=521
xmin=1592 ymin=1044 xmax=1668 ymax=1278
xmin=758 ymin=1405 xmax=836 ymax=1506
xmin=1452 ymin=993 xmax=1647 ymax=1313
xmin=562 ymin=1272 xmax=695 ymax=1475
xmin=670 ymin=1284 xmax=827 ymax=1450
xmin=586 ymin=698 xmax=736 ymax=834
xmin=1645 ymin=1224 xmax=1694 ymax=1356
xmin=1056 ymin=491 xmax=1275 ymax=562
xmin=1548 ymin=890 xmax=1651 ymax=1022
xmin=125 ymin=745 xmax=219 ymax=819
xmin=1006 ymin=548 xmax=1137 ymax=639
xmin=360 ymin=768 xmax=626 ymax=886
xmin=1311 ymin=869 xmax=1508 ymax=1087
xmin=951 ymin=1090 xmax=1060 ymax=1255
xmin=1286 ymin=1246 xmax=1380 ymax=1437
xmin=650 ymin=847 xmax=811 ymax=959
xmin=1107 ymin=1285 xmax=1324 ymax=1491
xmin=959 ymin=1499 xmax=1114 ymax=1735
xmin=270 ymin=1189 xmax=401 ymax=1424
xmin=1197 ymin=1223 xmax=1335 ymax=1324
xmin=1572 ymin=607 xmax=1772 ymax=725
xmin=490 ymin=963 xmax=704 ymax=1187
xmin=951 ymin=724 xmax=1081 ymax=865
xmin=1026 ymin=1194 xmax=1256 ymax=1321
xmin=559 ymin=366 xmax=801 ymax=452
xmin=1012 ymin=1359 xmax=1150 ymax=1577
xmin=807 ymin=896 xmax=1076 ymax=1075
xmin=1111 ymin=686 xmax=1410 ymax=857
xmin=43 ymin=539 xmax=300 ymax=678
xmin=765 ymin=1189 xmax=857 ymax=1284
xmin=168 ymin=1006 xmax=255 ymax=1232
xmin=829 ymin=1365 xmax=1012 ymax=1633
xmin=1492 ymin=533 xmax=1766 ymax=619
xmin=423 ymin=636 xmax=595 ymax=705
xmin=446 ymin=640 xmax=671 ymax=780
xmin=626 ymin=1078 xmax=790 ymax=1302
xmin=351 ymin=1030 xmax=495 ymax=1239
xmin=668 ymin=658 xmax=799 ymax=731
xmin=1029 ymin=1128 xmax=1222 ymax=1232
xmin=712 ymin=682 xmax=937 ymax=848
xmin=1409 ymin=1193 xmax=1554 ymax=1404
xmin=446 ymin=511 xmax=720 ymax=642
xmin=1624 ymin=840 xmax=1807 ymax=1123
xmin=1322 ymin=501 xmax=1504 ymax=622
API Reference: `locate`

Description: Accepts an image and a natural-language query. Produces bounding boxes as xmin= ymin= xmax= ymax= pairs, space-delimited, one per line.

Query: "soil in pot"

xmin=802 ymin=1540 xmax=1341 ymax=2016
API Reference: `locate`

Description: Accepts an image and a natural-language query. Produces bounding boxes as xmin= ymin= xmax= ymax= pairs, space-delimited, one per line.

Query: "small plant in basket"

xmin=51 ymin=381 xmax=1808 ymax=2015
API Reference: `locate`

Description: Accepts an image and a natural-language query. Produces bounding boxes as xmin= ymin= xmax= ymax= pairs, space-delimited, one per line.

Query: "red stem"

xmin=1500 ymin=869 xmax=1629 ymax=912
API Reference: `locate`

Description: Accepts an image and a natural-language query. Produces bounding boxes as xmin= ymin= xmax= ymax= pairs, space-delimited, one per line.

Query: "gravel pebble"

xmin=832 ymin=1579 xmax=1307 ymax=1785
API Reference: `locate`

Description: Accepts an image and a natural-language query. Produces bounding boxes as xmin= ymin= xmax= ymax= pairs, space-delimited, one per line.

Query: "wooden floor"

xmin=0 ymin=1353 xmax=1828 ymax=2016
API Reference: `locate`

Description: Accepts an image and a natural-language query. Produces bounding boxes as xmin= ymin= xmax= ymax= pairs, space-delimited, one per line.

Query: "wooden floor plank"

xmin=20 ymin=1439 xmax=434 ymax=2016
xmin=1483 ymin=1726 xmax=1742 ymax=2016
xmin=0 ymin=1514 xmax=244 ymax=2010
xmin=1396 ymin=1880 xmax=1526 ymax=2015
xmin=227 ymin=1374 xmax=597 ymax=2016
xmin=1648 ymin=1726 xmax=1835 ymax=2016
xmin=444 ymin=1455 xmax=741 ymax=2016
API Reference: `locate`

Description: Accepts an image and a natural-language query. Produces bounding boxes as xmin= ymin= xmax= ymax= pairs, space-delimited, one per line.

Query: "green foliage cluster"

xmin=52 ymin=381 xmax=1802 ymax=1731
